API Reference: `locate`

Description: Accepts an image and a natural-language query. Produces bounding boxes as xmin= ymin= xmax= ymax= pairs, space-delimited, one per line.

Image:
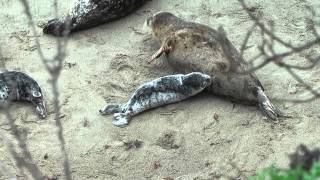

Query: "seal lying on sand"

xmin=99 ymin=72 xmax=212 ymax=127
xmin=0 ymin=71 xmax=47 ymax=119
xmin=147 ymin=12 xmax=282 ymax=120
xmin=43 ymin=0 xmax=148 ymax=36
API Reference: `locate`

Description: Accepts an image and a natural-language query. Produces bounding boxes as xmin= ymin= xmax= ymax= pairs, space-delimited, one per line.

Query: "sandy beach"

xmin=0 ymin=0 xmax=320 ymax=179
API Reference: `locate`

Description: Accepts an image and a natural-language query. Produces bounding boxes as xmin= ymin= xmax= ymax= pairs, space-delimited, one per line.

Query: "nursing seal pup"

xmin=0 ymin=71 xmax=47 ymax=119
xmin=100 ymin=72 xmax=212 ymax=127
xmin=43 ymin=0 xmax=149 ymax=36
xmin=147 ymin=12 xmax=282 ymax=120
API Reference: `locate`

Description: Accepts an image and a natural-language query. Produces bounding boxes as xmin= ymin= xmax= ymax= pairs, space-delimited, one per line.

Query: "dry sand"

xmin=0 ymin=0 xmax=320 ymax=179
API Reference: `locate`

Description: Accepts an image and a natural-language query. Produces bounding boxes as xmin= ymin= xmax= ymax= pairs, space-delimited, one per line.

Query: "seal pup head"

xmin=181 ymin=72 xmax=212 ymax=94
xmin=30 ymin=88 xmax=47 ymax=119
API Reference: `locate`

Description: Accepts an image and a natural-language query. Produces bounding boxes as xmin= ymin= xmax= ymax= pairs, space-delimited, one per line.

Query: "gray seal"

xmin=147 ymin=12 xmax=282 ymax=120
xmin=43 ymin=0 xmax=149 ymax=36
xmin=99 ymin=72 xmax=212 ymax=127
xmin=0 ymin=71 xmax=47 ymax=119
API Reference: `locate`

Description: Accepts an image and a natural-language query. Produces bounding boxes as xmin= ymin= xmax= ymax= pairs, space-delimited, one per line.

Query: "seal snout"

xmin=201 ymin=74 xmax=212 ymax=88
xmin=43 ymin=19 xmax=70 ymax=36
xmin=36 ymin=102 xmax=47 ymax=119
xmin=204 ymin=75 xmax=212 ymax=86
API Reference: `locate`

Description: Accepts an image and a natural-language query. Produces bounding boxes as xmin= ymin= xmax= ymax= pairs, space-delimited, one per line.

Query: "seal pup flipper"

xmin=113 ymin=112 xmax=131 ymax=127
xmin=256 ymin=87 xmax=282 ymax=120
xmin=99 ymin=104 xmax=121 ymax=115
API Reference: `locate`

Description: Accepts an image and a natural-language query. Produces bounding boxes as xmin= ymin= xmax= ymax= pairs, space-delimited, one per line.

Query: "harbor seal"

xmin=43 ymin=0 xmax=149 ymax=36
xmin=99 ymin=72 xmax=212 ymax=127
xmin=0 ymin=71 xmax=47 ymax=119
xmin=147 ymin=12 xmax=282 ymax=120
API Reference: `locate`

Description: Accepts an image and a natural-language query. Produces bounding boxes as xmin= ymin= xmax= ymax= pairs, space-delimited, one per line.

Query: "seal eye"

xmin=32 ymin=91 xmax=42 ymax=98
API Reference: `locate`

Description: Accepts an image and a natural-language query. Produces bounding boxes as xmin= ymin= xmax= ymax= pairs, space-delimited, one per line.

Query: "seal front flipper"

xmin=256 ymin=87 xmax=282 ymax=120
xmin=148 ymin=36 xmax=174 ymax=64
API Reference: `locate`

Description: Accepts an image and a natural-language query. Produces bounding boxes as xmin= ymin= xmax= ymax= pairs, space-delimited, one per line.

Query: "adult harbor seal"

xmin=0 ymin=71 xmax=47 ymax=119
xmin=99 ymin=72 xmax=212 ymax=127
xmin=43 ymin=0 xmax=149 ymax=36
xmin=147 ymin=12 xmax=282 ymax=120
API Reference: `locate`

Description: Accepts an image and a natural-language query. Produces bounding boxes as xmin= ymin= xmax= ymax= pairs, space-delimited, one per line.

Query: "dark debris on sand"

xmin=289 ymin=144 xmax=320 ymax=171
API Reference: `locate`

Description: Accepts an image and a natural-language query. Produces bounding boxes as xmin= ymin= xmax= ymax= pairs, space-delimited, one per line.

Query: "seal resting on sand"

xmin=147 ymin=12 xmax=282 ymax=120
xmin=0 ymin=71 xmax=47 ymax=119
xmin=43 ymin=0 xmax=149 ymax=36
xmin=99 ymin=72 xmax=212 ymax=127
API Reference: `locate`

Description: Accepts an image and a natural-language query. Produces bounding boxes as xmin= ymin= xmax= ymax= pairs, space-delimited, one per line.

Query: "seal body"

xmin=43 ymin=0 xmax=148 ymax=36
xmin=0 ymin=71 xmax=47 ymax=119
xmin=100 ymin=72 xmax=212 ymax=127
xmin=147 ymin=12 xmax=281 ymax=119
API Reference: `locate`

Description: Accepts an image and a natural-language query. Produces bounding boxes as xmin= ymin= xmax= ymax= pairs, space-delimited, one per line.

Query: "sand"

xmin=0 ymin=0 xmax=320 ymax=179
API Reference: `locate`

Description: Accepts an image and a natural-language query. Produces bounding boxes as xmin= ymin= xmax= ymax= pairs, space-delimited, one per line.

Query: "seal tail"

xmin=256 ymin=87 xmax=282 ymax=120
xmin=43 ymin=18 xmax=73 ymax=36
xmin=99 ymin=104 xmax=121 ymax=115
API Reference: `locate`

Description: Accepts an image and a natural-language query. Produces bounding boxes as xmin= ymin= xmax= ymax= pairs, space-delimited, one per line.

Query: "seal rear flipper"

xmin=112 ymin=112 xmax=131 ymax=127
xmin=257 ymin=87 xmax=282 ymax=120
xmin=99 ymin=104 xmax=121 ymax=115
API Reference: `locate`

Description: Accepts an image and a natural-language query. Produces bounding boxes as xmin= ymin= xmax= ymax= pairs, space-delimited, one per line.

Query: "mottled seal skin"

xmin=99 ymin=72 xmax=212 ymax=127
xmin=147 ymin=12 xmax=282 ymax=120
xmin=43 ymin=0 xmax=149 ymax=36
xmin=0 ymin=71 xmax=47 ymax=119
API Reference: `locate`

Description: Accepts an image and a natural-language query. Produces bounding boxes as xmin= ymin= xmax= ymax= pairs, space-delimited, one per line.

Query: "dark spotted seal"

xmin=0 ymin=71 xmax=47 ymax=119
xmin=147 ymin=12 xmax=282 ymax=120
xmin=43 ymin=0 xmax=149 ymax=36
xmin=99 ymin=72 xmax=212 ymax=127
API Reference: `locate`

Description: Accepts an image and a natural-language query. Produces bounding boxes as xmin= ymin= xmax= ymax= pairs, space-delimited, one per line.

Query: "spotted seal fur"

xmin=0 ymin=71 xmax=47 ymax=119
xmin=99 ymin=72 xmax=212 ymax=127
xmin=43 ymin=0 xmax=149 ymax=36
xmin=147 ymin=12 xmax=282 ymax=120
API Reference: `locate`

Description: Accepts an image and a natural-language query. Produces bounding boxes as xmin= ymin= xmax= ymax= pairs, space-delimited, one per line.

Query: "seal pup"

xmin=0 ymin=71 xmax=47 ymax=119
xmin=43 ymin=0 xmax=149 ymax=36
xmin=99 ymin=72 xmax=212 ymax=127
xmin=147 ymin=12 xmax=282 ymax=120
